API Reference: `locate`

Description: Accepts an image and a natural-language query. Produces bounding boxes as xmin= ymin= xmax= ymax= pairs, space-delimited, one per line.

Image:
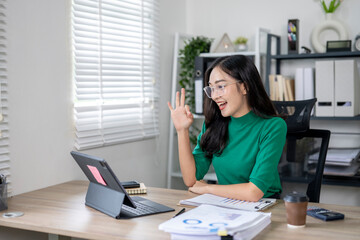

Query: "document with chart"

xmin=159 ymin=204 xmax=271 ymax=240
xmin=179 ymin=193 xmax=276 ymax=211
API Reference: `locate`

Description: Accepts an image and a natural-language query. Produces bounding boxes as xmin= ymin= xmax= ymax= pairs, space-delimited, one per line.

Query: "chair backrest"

xmin=273 ymin=99 xmax=331 ymax=203
xmin=273 ymin=98 xmax=317 ymax=133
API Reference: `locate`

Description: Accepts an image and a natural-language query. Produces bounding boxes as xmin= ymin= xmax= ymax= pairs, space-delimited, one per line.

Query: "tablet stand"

xmin=85 ymin=182 xmax=125 ymax=219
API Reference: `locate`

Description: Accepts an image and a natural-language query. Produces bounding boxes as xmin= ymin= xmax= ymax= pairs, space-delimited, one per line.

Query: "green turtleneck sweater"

xmin=192 ymin=111 xmax=287 ymax=197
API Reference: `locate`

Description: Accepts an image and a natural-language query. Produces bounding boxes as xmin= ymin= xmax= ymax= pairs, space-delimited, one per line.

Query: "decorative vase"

xmin=236 ymin=43 xmax=248 ymax=52
xmin=311 ymin=13 xmax=348 ymax=53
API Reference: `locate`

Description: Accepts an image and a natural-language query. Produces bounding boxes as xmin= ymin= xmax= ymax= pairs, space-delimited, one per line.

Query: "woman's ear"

xmin=240 ymin=82 xmax=247 ymax=95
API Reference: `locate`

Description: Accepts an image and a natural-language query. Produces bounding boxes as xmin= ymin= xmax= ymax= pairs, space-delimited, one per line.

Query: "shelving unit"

xmin=167 ymin=29 xmax=269 ymax=189
xmin=265 ymin=33 xmax=360 ymax=96
xmin=265 ymin=33 xmax=360 ymax=187
xmin=167 ymin=32 xmax=193 ymax=189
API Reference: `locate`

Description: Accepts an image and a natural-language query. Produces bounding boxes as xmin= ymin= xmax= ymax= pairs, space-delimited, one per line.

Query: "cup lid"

xmin=283 ymin=192 xmax=309 ymax=203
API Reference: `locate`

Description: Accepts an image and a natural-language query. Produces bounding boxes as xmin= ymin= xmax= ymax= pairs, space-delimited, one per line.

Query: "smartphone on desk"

xmin=121 ymin=181 xmax=140 ymax=189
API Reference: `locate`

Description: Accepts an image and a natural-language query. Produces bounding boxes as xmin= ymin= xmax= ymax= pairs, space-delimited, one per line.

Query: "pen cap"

xmin=283 ymin=192 xmax=308 ymax=203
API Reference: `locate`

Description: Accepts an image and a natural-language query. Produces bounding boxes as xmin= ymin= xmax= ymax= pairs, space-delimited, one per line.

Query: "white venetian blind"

xmin=72 ymin=0 xmax=160 ymax=150
xmin=0 ymin=0 xmax=10 ymax=193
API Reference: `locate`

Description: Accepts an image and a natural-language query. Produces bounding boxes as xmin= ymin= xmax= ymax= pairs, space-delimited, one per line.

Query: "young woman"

xmin=168 ymin=55 xmax=286 ymax=201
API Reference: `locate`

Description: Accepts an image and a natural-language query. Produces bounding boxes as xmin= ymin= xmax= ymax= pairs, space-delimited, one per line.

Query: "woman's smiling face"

xmin=208 ymin=67 xmax=250 ymax=118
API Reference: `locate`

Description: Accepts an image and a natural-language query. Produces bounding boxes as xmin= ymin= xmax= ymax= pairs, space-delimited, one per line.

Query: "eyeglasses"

xmin=203 ymin=82 xmax=238 ymax=98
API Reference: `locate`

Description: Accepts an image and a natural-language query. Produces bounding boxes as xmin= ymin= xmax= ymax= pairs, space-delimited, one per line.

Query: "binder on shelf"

xmin=269 ymin=74 xmax=294 ymax=101
xmin=304 ymin=68 xmax=315 ymax=100
xmin=304 ymin=68 xmax=315 ymax=115
xmin=194 ymin=56 xmax=204 ymax=114
xmin=315 ymin=61 xmax=335 ymax=116
xmin=194 ymin=56 xmax=213 ymax=114
xmin=194 ymin=78 xmax=203 ymax=114
xmin=285 ymin=77 xmax=295 ymax=101
xmin=269 ymin=74 xmax=277 ymax=101
xmin=295 ymin=67 xmax=313 ymax=101
xmin=295 ymin=68 xmax=304 ymax=100
xmin=277 ymin=75 xmax=285 ymax=101
xmin=334 ymin=60 xmax=360 ymax=117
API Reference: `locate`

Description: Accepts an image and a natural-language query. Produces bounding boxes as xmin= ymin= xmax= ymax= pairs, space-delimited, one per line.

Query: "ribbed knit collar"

xmin=230 ymin=110 xmax=257 ymax=125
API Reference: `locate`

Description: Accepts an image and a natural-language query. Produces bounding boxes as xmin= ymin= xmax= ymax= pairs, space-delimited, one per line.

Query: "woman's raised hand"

xmin=167 ymin=88 xmax=194 ymax=132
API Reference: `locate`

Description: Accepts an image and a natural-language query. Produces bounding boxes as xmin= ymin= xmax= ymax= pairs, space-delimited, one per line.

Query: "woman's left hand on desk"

xmin=188 ymin=180 xmax=210 ymax=194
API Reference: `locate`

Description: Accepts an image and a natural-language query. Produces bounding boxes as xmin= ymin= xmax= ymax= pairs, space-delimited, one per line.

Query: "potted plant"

xmin=178 ymin=36 xmax=212 ymax=144
xmin=234 ymin=36 xmax=248 ymax=51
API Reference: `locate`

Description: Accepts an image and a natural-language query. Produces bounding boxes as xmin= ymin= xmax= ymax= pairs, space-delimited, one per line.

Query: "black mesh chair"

xmin=273 ymin=99 xmax=331 ymax=203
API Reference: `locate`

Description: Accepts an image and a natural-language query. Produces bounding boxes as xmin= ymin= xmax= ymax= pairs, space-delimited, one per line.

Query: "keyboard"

xmin=121 ymin=202 xmax=159 ymax=216
xmin=119 ymin=196 xmax=174 ymax=218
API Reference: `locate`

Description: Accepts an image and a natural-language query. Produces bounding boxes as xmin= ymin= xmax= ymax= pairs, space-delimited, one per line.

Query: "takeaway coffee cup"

xmin=283 ymin=192 xmax=309 ymax=228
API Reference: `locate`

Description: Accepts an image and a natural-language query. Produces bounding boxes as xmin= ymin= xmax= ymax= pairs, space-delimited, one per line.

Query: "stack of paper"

xmin=179 ymin=193 xmax=276 ymax=212
xmin=308 ymin=148 xmax=360 ymax=166
xmin=308 ymin=148 xmax=360 ymax=176
xmin=159 ymin=204 xmax=271 ymax=240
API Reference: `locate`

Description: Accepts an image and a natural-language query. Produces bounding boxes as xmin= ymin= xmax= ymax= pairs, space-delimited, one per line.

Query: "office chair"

xmin=273 ymin=99 xmax=331 ymax=203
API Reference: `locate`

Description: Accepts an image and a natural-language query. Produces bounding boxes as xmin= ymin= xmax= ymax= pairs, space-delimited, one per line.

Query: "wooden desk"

xmin=0 ymin=181 xmax=359 ymax=240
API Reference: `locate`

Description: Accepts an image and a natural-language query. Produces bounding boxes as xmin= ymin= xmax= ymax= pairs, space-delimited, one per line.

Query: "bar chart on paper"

xmin=179 ymin=193 xmax=276 ymax=211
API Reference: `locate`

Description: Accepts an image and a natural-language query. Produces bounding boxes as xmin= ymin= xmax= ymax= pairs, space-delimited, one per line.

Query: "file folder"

xmin=315 ymin=61 xmax=335 ymax=116
xmin=334 ymin=60 xmax=360 ymax=116
xmin=304 ymin=68 xmax=315 ymax=100
xmin=194 ymin=77 xmax=203 ymax=114
xmin=304 ymin=68 xmax=315 ymax=115
xmin=295 ymin=68 xmax=304 ymax=100
xmin=194 ymin=56 xmax=206 ymax=114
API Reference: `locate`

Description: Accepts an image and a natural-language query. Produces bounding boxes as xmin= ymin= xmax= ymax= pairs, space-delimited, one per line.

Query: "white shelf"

xmin=199 ymin=51 xmax=258 ymax=57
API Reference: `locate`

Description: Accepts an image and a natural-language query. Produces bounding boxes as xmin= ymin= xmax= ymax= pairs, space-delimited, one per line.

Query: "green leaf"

xmin=321 ymin=0 xmax=329 ymax=13
xmin=329 ymin=0 xmax=335 ymax=12
xmin=333 ymin=0 xmax=341 ymax=12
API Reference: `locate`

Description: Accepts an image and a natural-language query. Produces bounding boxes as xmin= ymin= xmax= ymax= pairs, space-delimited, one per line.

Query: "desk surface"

xmin=1 ymin=181 xmax=360 ymax=240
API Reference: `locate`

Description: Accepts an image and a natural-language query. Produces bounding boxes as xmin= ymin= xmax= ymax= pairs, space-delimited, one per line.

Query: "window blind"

xmin=72 ymin=0 xmax=160 ymax=150
xmin=0 ymin=0 xmax=10 ymax=194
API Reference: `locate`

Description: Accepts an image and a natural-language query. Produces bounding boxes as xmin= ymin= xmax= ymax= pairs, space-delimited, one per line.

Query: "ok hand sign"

xmin=167 ymin=88 xmax=194 ymax=132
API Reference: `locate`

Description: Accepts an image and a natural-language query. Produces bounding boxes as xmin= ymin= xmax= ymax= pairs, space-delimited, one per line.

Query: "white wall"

xmin=8 ymin=0 xmax=75 ymax=195
xmin=185 ymin=0 xmax=360 ymax=55
xmin=7 ymin=0 xmax=187 ymax=195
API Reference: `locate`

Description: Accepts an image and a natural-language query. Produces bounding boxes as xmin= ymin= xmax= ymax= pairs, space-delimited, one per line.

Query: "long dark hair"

xmin=200 ymin=55 xmax=277 ymax=158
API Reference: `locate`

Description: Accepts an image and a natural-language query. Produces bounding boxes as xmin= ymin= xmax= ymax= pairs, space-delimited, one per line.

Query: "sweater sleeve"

xmin=249 ymin=117 xmax=287 ymax=194
xmin=192 ymin=122 xmax=212 ymax=180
